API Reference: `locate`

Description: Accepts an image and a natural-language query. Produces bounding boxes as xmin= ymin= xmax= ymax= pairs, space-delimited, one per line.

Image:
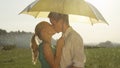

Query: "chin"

xmin=56 ymin=31 xmax=60 ymax=33
xmin=55 ymin=29 xmax=61 ymax=33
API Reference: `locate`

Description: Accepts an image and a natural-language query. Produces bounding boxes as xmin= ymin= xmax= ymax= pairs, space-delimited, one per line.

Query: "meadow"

xmin=0 ymin=47 xmax=120 ymax=68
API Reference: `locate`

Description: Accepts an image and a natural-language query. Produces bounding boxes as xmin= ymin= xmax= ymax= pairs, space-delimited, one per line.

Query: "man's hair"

xmin=48 ymin=12 xmax=69 ymax=24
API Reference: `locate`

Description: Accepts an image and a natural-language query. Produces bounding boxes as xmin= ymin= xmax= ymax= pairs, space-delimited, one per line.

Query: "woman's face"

xmin=40 ymin=24 xmax=56 ymax=42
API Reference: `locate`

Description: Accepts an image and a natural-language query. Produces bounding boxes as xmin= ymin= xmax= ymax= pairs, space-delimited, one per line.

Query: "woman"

xmin=30 ymin=21 xmax=64 ymax=68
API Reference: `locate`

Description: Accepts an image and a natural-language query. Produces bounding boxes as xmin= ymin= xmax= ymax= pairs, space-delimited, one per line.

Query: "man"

xmin=48 ymin=12 xmax=86 ymax=68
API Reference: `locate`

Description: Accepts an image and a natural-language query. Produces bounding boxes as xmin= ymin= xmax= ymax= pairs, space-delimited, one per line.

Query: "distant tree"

xmin=21 ymin=31 xmax=26 ymax=33
xmin=105 ymin=41 xmax=113 ymax=45
xmin=2 ymin=45 xmax=16 ymax=50
xmin=98 ymin=41 xmax=113 ymax=47
xmin=0 ymin=29 xmax=7 ymax=35
xmin=17 ymin=30 xmax=21 ymax=34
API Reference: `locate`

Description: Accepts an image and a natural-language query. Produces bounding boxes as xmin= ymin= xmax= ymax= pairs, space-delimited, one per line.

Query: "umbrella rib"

xmin=35 ymin=11 xmax=40 ymax=18
xmin=85 ymin=1 xmax=98 ymax=20
xmin=89 ymin=17 xmax=94 ymax=25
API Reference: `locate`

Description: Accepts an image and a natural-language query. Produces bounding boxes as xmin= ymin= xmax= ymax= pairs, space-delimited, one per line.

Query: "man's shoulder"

xmin=71 ymin=30 xmax=82 ymax=37
xmin=67 ymin=30 xmax=82 ymax=41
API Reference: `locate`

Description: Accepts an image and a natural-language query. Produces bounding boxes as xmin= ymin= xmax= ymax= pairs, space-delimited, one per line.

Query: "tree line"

xmin=0 ymin=28 xmax=32 ymax=35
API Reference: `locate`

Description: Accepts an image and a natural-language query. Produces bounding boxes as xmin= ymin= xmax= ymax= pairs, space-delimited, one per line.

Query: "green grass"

xmin=0 ymin=48 xmax=41 ymax=68
xmin=85 ymin=47 xmax=120 ymax=68
xmin=0 ymin=47 xmax=120 ymax=68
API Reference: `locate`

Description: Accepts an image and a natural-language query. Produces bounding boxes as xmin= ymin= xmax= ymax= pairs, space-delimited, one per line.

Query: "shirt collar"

xmin=63 ymin=27 xmax=73 ymax=38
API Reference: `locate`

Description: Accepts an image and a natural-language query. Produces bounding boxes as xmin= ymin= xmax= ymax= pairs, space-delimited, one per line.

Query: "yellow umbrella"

xmin=20 ymin=0 xmax=108 ymax=25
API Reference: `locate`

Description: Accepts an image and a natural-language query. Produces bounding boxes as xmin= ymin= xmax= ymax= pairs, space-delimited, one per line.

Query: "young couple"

xmin=31 ymin=12 xmax=86 ymax=68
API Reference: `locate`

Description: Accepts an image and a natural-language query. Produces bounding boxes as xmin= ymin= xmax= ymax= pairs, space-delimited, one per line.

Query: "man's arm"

xmin=70 ymin=66 xmax=84 ymax=68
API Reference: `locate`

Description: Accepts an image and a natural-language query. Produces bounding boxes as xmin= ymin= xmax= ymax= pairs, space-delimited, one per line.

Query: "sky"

xmin=0 ymin=0 xmax=120 ymax=44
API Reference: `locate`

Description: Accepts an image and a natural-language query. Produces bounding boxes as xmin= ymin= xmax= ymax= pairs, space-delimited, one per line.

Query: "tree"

xmin=0 ymin=29 xmax=7 ymax=35
xmin=98 ymin=41 xmax=113 ymax=47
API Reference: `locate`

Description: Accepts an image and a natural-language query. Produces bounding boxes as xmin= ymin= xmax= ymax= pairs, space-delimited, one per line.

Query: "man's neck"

xmin=62 ymin=24 xmax=70 ymax=33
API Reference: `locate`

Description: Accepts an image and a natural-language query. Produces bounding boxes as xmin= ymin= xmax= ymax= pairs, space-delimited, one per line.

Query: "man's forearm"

xmin=70 ymin=66 xmax=84 ymax=68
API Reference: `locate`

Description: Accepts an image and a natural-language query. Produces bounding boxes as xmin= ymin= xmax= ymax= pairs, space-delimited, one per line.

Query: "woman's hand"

xmin=57 ymin=36 xmax=64 ymax=49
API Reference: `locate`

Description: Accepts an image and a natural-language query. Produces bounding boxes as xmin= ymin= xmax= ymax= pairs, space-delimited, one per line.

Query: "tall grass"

xmin=85 ymin=47 xmax=120 ymax=68
xmin=0 ymin=47 xmax=120 ymax=68
xmin=0 ymin=48 xmax=40 ymax=68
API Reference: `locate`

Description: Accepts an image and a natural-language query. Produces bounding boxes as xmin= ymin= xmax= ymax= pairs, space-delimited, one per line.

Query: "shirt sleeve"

xmin=72 ymin=35 xmax=85 ymax=68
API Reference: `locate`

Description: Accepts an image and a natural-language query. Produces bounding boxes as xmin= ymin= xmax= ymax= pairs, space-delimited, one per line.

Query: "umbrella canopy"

xmin=20 ymin=0 xmax=108 ymax=25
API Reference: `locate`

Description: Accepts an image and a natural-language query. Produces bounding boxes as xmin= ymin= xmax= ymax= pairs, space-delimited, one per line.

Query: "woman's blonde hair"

xmin=30 ymin=21 xmax=50 ymax=64
xmin=31 ymin=34 xmax=38 ymax=65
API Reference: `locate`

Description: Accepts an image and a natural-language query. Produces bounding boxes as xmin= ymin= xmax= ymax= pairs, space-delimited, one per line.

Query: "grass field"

xmin=0 ymin=47 xmax=120 ymax=68
xmin=85 ymin=47 xmax=120 ymax=68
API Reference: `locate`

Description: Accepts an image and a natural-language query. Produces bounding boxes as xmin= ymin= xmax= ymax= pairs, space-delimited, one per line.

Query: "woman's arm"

xmin=43 ymin=37 xmax=64 ymax=68
xmin=43 ymin=43 xmax=55 ymax=68
xmin=54 ymin=37 xmax=64 ymax=67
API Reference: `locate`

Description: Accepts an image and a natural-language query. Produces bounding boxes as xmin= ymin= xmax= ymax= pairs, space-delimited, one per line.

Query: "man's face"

xmin=50 ymin=18 xmax=62 ymax=33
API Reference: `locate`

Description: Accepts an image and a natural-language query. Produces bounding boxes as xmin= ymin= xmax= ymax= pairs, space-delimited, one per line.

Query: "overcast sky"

xmin=0 ymin=0 xmax=120 ymax=43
